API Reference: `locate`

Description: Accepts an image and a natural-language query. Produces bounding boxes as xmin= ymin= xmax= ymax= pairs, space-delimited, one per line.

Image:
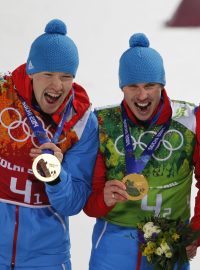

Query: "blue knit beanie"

xmin=26 ymin=19 xmax=79 ymax=77
xmin=119 ymin=33 xmax=165 ymax=89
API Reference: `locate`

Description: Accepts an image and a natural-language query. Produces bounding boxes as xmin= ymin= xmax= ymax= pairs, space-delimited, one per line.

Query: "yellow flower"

xmin=143 ymin=243 xmax=156 ymax=256
xmin=155 ymin=247 xmax=164 ymax=256
xmin=137 ymin=223 xmax=143 ymax=230
xmin=160 ymin=241 xmax=171 ymax=253
xmin=147 ymin=255 xmax=152 ymax=262
xmin=165 ymin=251 xmax=173 ymax=258
xmin=147 ymin=241 xmax=156 ymax=251
xmin=172 ymin=233 xmax=180 ymax=241
xmin=143 ymin=247 xmax=149 ymax=256
xmin=143 ymin=246 xmax=151 ymax=256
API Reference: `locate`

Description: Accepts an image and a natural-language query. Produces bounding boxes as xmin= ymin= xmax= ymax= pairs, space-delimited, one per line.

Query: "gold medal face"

xmin=32 ymin=153 xmax=61 ymax=182
xmin=122 ymin=173 xmax=148 ymax=201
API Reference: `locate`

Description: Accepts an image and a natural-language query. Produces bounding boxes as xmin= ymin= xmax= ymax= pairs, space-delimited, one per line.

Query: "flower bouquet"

xmin=137 ymin=216 xmax=200 ymax=270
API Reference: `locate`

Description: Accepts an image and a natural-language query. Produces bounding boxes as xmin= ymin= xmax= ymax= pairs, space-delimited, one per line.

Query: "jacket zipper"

xmin=11 ymin=205 xmax=19 ymax=269
xmin=95 ymin=221 xmax=107 ymax=249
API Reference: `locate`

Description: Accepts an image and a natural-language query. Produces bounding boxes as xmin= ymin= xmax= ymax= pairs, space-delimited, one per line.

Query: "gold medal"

xmin=32 ymin=153 xmax=61 ymax=182
xmin=122 ymin=173 xmax=148 ymax=200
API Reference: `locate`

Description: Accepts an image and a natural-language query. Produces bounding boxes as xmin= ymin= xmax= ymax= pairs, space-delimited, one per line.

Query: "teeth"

xmin=46 ymin=93 xmax=60 ymax=98
xmin=137 ymin=103 xmax=148 ymax=107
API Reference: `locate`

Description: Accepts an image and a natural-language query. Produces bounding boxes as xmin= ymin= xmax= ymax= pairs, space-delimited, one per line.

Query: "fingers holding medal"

xmin=103 ymin=175 xmax=148 ymax=206
xmin=36 ymin=142 xmax=63 ymax=163
xmin=104 ymin=180 xmax=129 ymax=207
xmin=30 ymin=142 xmax=63 ymax=182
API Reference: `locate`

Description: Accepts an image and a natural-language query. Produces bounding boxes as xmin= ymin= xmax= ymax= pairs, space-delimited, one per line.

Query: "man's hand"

xmin=104 ymin=180 xmax=129 ymax=207
xmin=186 ymin=240 xmax=198 ymax=259
xmin=30 ymin=142 xmax=63 ymax=163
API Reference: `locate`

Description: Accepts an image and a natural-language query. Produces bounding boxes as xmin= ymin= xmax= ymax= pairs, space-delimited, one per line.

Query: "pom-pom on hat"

xmin=119 ymin=33 xmax=166 ymax=89
xmin=26 ymin=19 xmax=79 ymax=77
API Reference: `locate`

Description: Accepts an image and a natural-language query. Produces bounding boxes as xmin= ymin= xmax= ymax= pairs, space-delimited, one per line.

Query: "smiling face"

xmin=29 ymin=72 xmax=73 ymax=114
xmin=123 ymin=83 xmax=163 ymax=121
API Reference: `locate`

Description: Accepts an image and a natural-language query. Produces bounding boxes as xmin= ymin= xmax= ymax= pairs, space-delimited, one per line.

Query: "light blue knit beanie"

xmin=26 ymin=19 xmax=79 ymax=77
xmin=119 ymin=33 xmax=166 ymax=89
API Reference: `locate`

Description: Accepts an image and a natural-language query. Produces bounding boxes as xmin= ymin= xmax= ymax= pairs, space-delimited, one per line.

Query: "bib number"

xmin=141 ymin=194 xmax=171 ymax=218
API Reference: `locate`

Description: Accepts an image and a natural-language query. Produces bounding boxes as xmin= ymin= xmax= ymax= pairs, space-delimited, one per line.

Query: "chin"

xmin=138 ymin=118 xmax=149 ymax=122
xmin=41 ymin=108 xmax=53 ymax=115
xmin=42 ymin=105 xmax=58 ymax=114
xmin=136 ymin=110 xmax=152 ymax=121
xmin=137 ymin=114 xmax=151 ymax=121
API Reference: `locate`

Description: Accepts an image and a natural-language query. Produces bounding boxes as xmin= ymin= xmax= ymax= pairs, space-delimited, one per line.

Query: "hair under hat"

xmin=26 ymin=19 xmax=79 ymax=77
xmin=119 ymin=33 xmax=166 ymax=89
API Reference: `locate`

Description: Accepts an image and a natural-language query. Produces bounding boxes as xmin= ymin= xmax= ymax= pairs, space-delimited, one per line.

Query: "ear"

xmin=28 ymin=74 xmax=33 ymax=80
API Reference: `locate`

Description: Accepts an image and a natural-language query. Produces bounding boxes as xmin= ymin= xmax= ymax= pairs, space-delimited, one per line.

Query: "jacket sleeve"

xmin=190 ymin=106 xmax=200 ymax=246
xmin=45 ymin=112 xmax=99 ymax=216
xmin=83 ymin=151 xmax=114 ymax=217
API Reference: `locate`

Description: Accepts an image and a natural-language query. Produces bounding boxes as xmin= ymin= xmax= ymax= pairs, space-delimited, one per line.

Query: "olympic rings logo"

xmin=114 ymin=129 xmax=184 ymax=161
xmin=0 ymin=107 xmax=66 ymax=148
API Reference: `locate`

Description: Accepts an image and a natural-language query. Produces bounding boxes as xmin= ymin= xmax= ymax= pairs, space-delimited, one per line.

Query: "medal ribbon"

xmin=20 ymin=90 xmax=74 ymax=154
xmin=121 ymin=104 xmax=170 ymax=175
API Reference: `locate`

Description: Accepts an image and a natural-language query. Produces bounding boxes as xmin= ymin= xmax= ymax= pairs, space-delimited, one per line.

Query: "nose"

xmin=137 ymin=87 xmax=148 ymax=100
xmin=50 ymin=77 xmax=62 ymax=91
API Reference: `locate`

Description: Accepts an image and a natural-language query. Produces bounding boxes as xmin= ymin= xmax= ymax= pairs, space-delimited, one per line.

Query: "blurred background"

xmin=0 ymin=0 xmax=200 ymax=269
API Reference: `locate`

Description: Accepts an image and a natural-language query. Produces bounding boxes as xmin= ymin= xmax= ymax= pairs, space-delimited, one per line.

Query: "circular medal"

xmin=32 ymin=153 xmax=61 ymax=182
xmin=122 ymin=173 xmax=148 ymax=201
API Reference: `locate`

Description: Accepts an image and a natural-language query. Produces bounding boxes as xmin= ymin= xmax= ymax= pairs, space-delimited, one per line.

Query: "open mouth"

xmin=135 ymin=102 xmax=151 ymax=112
xmin=44 ymin=92 xmax=62 ymax=104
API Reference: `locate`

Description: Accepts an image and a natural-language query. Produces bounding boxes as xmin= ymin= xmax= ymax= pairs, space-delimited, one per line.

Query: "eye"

xmin=127 ymin=85 xmax=137 ymax=90
xmin=145 ymin=84 xmax=156 ymax=89
xmin=43 ymin=73 xmax=52 ymax=77
xmin=62 ymin=75 xmax=73 ymax=81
